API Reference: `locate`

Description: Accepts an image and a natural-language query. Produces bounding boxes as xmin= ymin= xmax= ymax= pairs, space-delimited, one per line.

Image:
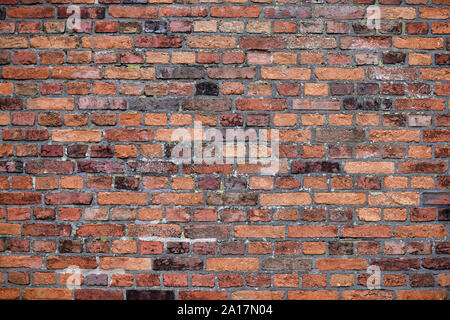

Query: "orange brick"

xmin=206 ymin=258 xmax=259 ymax=271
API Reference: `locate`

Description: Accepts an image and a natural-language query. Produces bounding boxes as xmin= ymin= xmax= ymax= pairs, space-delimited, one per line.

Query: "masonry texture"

xmin=0 ymin=0 xmax=449 ymax=301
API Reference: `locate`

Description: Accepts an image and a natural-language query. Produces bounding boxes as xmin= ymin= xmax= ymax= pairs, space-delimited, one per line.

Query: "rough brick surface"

xmin=0 ymin=1 xmax=448 ymax=300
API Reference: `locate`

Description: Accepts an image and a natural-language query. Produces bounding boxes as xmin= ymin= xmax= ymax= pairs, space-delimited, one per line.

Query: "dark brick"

xmin=357 ymin=177 xmax=381 ymax=190
xmin=153 ymin=258 xmax=203 ymax=271
xmin=344 ymin=97 xmax=392 ymax=111
xmin=58 ymin=6 xmax=105 ymax=19
xmin=383 ymin=52 xmax=406 ymax=64
xmin=363 ymin=98 xmax=392 ymax=111
xmin=399 ymin=161 xmax=446 ymax=174
xmin=406 ymin=22 xmax=428 ymax=34
xmin=206 ymin=192 xmax=257 ymax=206
xmin=423 ymin=192 xmax=450 ymax=205
xmin=329 ymin=146 xmax=352 ymax=159
xmin=193 ymin=242 xmax=217 ymax=255
xmin=184 ymin=225 xmax=230 ymax=239
xmin=408 ymin=242 xmax=432 ymax=255
xmin=26 ymin=160 xmax=74 ymax=175
xmin=382 ymin=83 xmax=405 ymax=95
xmin=246 ymin=274 xmax=271 ymax=287
xmin=59 ymin=240 xmax=83 ymax=253
xmin=135 ymin=36 xmax=182 ymax=48
xmin=196 ymin=82 xmax=219 ymax=96
xmin=0 ymin=161 xmax=23 ymax=173
xmin=34 ymin=208 xmax=56 ymax=220
xmin=247 ymin=114 xmax=270 ymax=127
xmin=410 ymin=274 xmax=434 ymax=287
xmin=67 ymin=145 xmax=88 ymax=158
xmin=353 ymin=22 xmax=401 ymax=34
xmin=3 ymin=129 xmax=48 ymax=141
xmin=220 ymin=114 xmax=244 ymax=127
xmin=329 ymin=208 xmax=353 ymax=222
xmin=438 ymin=208 xmax=450 ymax=221
xmin=123 ymin=0 xmax=147 ymax=3
xmin=128 ymin=161 xmax=177 ymax=174
xmin=182 ymin=98 xmax=232 ymax=112
xmin=408 ymin=83 xmax=431 ymax=95
xmin=198 ymin=177 xmax=221 ymax=190
xmin=128 ymin=97 xmax=179 ymax=112
xmin=0 ymin=52 xmax=9 ymax=65
xmin=91 ymin=145 xmax=113 ymax=158
xmin=75 ymin=289 xmax=122 ymax=300
xmin=435 ymin=242 xmax=450 ymax=254
xmin=128 ymin=224 xmax=181 ymax=238
xmin=264 ymin=6 xmax=311 ymax=19
xmin=331 ymin=83 xmax=353 ymax=95
xmin=357 ymin=83 xmax=379 ymax=95
xmin=119 ymin=22 xmax=142 ymax=33
xmin=329 ymin=242 xmax=354 ymax=255
xmin=435 ymin=54 xmax=450 ymax=65
xmin=84 ymin=274 xmax=108 ymax=286
xmin=383 ymin=114 xmax=406 ymax=127
xmin=126 ymin=290 xmax=174 ymax=300
xmin=157 ymin=67 xmax=204 ymax=79
xmin=114 ymin=176 xmax=139 ymax=190
xmin=224 ymin=177 xmax=247 ymax=190
xmin=422 ymin=258 xmax=450 ymax=270
xmin=0 ymin=98 xmax=23 ymax=111
xmin=23 ymin=223 xmax=71 ymax=237
xmin=343 ymin=97 xmax=357 ymax=109
xmin=41 ymin=145 xmax=63 ymax=157
xmin=316 ymin=129 xmax=365 ymax=143
xmin=261 ymin=258 xmax=312 ymax=271
xmin=221 ymin=241 xmax=245 ymax=255
xmin=0 ymin=193 xmax=41 ymax=205
xmin=370 ymin=258 xmax=420 ymax=271
xmin=167 ymin=242 xmax=189 ymax=254
xmin=144 ymin=20 xmax=168 ymax=33
xmin=382 ymin=146 xmax=406 ymax=159
xmin=77 ymin=161 xmax=125 ymax=173
xmin=302 ymin=208 xmax=326 ymax=222
xmin=292 ymin=161 xmax=340 ymax=174
xmin=6 ymin=239 xmax=30 ymax=252
xmin=38 ymin=113 xmax=63 ymax=127
xmin=79 ymin=97 xmax=126 ymax=111
xmin=44 ymin=192 xmax=93 ymax=205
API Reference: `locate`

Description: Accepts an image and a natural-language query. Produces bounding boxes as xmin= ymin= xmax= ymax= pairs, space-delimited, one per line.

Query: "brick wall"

xmin=0 ymin=0 xmax=449 ymax=300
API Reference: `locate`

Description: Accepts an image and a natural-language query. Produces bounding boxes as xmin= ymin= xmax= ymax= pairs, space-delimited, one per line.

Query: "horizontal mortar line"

xmin=126 ymin=236 xmax=217 ymax=242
